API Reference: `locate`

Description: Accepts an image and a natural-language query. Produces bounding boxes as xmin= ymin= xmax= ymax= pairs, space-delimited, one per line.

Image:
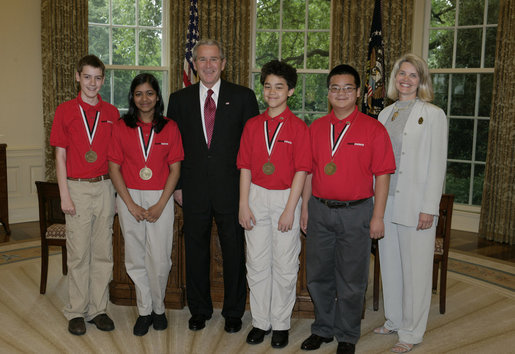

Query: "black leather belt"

xmin=314 ymin=196 xmax=370 ymax=208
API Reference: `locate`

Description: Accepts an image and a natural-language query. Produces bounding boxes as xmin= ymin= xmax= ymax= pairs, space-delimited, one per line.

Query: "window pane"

xmin=472 ymin=164 xmax=485 ymax=205
xmin=283 ymin=0 xmax=305 ymax=30
xmin=458 ymin=0 xmax=484 ymax=26
xmin=475 ymin=119 xmax=489 ymax=161
xmin=450 ymin=74 xmax=476 ymax=116
xmin=112 ymin=0 xmax=135 ymax=25
xmin=432 ymin=74 xmax=449 ymax=112
xmin=288 ymin=74 xmax=303 ymax=111
xmin=308 ymin=0 xmax=331 ymax=29
xmin=484 ymin=27 xmax=497 ymax=68
xmin=428 ymin=29 xmax=453 ymax=69
xmin=139 ymin=29 xmax=162 ymax=66
xmin=487 ymin=0 xmax=500 ymax=24
xmin=255 ymin=32 xmax=278 ymax=68
xmin=456 ymin=28 xmax=482 ymax=68
xmin=430 ymin=0 xmax=456 ymax=27
xmin=303 ymin=113 xmax=319 ymax=126
xmin=112 ymin=28 xmax=136 ymax=65
xmin=307 ymin=32 xmax=329 ymax=69
xmin=445 ymin=162 xmax=471 ymax=204
xmin=305 ymin=74 xmax=328 ymax=112
xmin=89 ymin=26 xmax=110 ymax=63
xmin=256 ymin=0 xmax=280 ymax=29
xmin=448 ymin=118 xmax=473 ymax=160
xmin=89 ymin=0 xmax=109 ymax=24
xmin=99 ymin=69 xmax=112 ymax=103
xmin=113 ymin=70 xmax=137 ymax=109
xmin=479 ymin=74 xmax=493 ymax=116
xmin=139 ymin=0 xmax=162 ymax=27
xmin=282 ymin=32 xmax=305 ymax=69
xmin=252 ymin=72 xmax=267 ymax=111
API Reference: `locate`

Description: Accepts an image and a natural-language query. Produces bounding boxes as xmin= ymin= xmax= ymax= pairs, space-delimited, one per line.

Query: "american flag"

xmin=183 ymin=0 xmax=199 ymax=87
xmin=362 ymin=0 xmax=385 ymax=119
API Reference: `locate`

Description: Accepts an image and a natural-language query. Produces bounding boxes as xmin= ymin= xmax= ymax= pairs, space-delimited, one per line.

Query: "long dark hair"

xmin=122 ymin=73 xmax=168 ymax=133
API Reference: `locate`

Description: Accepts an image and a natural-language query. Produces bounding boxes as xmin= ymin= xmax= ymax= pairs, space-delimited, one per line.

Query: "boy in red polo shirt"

xmin=237 ymin=60 xmax=311 ymax=349
xmin=299 ymin=64 xmax=395 ymax=354
xmin=50 ymin=55 xmax=119 ymax=335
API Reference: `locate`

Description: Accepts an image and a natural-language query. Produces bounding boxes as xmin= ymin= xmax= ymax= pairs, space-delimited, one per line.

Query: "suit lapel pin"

xmin=418 ymin=117 xmax=424 ymax=124
xmin=225 ymin=102 xmax=230 ymax=105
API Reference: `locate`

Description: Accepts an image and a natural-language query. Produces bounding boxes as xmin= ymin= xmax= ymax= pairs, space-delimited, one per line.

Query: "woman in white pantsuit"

xmin=376 ymin=54 xmax=448 ymax=353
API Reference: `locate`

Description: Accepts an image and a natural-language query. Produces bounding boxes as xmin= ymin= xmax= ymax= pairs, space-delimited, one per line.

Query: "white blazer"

xmin=378 ymin=100 xmax=448 ymax=227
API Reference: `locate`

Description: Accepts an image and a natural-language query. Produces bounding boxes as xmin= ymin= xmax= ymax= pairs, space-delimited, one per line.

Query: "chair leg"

xmin=62 ymin=245 xmax=68 ymax=275
xmin=40 ymin=244 xmax=49 ymax=294
xmin=440 ymin=260 xmax=448 ymax=314
xmin=432 ymin=261 xmax=439 ymax=294
xmin=373 ymin=245 xmax=380 ymax=311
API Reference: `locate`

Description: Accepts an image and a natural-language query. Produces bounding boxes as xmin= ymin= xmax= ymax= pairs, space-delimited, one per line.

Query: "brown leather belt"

xmin=314 ymin=196 xmax=370 ymax=208
xmin=67 ymin=174 xmax=110 ymax=183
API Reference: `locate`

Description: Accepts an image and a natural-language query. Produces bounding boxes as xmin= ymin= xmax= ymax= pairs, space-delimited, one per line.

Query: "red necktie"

xmin=204 ymin=89 xmax=216 ymax=148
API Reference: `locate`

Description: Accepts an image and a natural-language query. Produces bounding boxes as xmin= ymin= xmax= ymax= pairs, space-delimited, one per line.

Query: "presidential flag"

xmin=362 ymin=0 xmax=385 ymax=119
xmin=183 ymin=0 xmax=199 ymax=87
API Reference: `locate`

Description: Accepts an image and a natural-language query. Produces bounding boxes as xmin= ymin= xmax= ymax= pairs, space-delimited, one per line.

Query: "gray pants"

xmin=306 ymin=196 xmax=372 ymax=344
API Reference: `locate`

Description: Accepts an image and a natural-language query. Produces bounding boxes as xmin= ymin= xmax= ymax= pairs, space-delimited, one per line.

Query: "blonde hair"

xmin=387 ymin=53 xmax=434 ymax=102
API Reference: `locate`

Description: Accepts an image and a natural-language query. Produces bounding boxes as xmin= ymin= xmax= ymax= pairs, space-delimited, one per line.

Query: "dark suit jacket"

xmin=167 ymin=80 xmax=259 ymax=214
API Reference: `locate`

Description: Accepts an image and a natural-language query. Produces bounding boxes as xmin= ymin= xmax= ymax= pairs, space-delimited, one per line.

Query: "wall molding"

xmin=6 ymin=146 xmax=45 ymax=223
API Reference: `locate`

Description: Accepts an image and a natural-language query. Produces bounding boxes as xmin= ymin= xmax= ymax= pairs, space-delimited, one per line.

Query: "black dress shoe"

xmin=188 ymin=314 xmax=210 ymax=331
xmin=301 ymin=334 xmax=333 ymax=350
xmin=133 ymin=315 xmax=153 ymax=336
xmin=88 ymin=313 xmax=115 ymax=331
xmin=152 ymin=311 xmax=167 ymax=331
xmin=271 ymin=330 xmax=289 ymax=348
xmin=224 ymin=317 xmax=242 ymax=333
xmin=246 ymin=327 xmax=271 ymax=344
xmin=68 ymin=317 xmax=86 ymax=335
xmin=337 ymin=342 xmax=356 ymax=354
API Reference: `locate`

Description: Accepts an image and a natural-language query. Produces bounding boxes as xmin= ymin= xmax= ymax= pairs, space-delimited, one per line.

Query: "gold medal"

xmin=391 ymin=111 xmax=399 ymax=121
xmin=324 ymin=162 xmax=337 ymax=175
xmin=262 ymin=162 xmax=275 ymax=175
xmin=139 ymin=167 xmax=153 ymax=180
xmin=85 ymin=150 xmax=97 ymax=163
xmin=418 ymin=117 xmax=424 ymax=124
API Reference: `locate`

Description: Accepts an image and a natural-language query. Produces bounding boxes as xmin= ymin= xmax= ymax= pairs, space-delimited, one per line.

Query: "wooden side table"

xmin=0 ymin=144 xmax=10 ymax=240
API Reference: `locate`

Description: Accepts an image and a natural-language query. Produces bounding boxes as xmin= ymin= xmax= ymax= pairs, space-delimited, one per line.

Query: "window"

xmin=88 ymin=0 xmax=167 ymax=113
xmin=424 ymin=0 xmax=498 ymax=205
xmin=252 ymin=0 xmax=331 ymax=124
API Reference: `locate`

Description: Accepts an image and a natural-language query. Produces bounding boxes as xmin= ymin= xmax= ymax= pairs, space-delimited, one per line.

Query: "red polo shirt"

xmin=310 ymin=107 xmax=395 ymax=201
xmin=237 ymin=107 xmax=311 ymax=190
xmin=50 ymin=94 xmax=119 ymax=178
xmin=108 ymin=118 xmax=184 ymax=190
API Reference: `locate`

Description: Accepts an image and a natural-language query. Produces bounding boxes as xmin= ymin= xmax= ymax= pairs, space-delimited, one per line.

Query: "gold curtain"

xmin=169 ymin=0 xmax=253 ymax=94
xmin=331 ymin=0 xmax=413 ymax=102
xmin=41 ymin=0 xmax=88 ymax=181
xmin=479 ymin=0 xmax=515 ymax=245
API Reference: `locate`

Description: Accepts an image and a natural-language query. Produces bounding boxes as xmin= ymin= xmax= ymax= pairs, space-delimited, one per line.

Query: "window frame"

xmin=88 ymin=0 xmax=170 ymax=110
xmin=251 ymin=0 xmax=332 ymax=122
xmin=422 ymin=0 xmax=497 ymax=207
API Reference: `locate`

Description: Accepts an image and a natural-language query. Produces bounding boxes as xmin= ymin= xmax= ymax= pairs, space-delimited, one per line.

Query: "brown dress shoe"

xmin=68 ymin=317 xmax=86 ymax=335
xmin=88 ymin=313 xmax=115 ymax=331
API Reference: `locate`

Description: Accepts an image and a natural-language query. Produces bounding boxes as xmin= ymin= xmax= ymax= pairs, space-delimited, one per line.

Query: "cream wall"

xmin=0 ymin=0 xmax=45 ymax=223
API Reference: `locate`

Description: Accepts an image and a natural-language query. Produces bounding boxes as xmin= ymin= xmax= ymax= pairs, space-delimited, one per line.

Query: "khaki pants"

xmin=245 ymin=183 xmax=301 ymax=331
xmin=117 ymin=189 xmax=174 ymax=316
xmin=64 ymin=179 xmax=115 ymax=321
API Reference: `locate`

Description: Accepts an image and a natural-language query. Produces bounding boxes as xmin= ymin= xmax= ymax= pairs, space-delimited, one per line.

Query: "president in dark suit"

xmin=167 ymin=39 xmax=259 ymax=333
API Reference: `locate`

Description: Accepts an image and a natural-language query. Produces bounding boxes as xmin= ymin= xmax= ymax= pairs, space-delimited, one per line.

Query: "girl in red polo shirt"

xmin=108 ymin=73 xmax=183 ymax=336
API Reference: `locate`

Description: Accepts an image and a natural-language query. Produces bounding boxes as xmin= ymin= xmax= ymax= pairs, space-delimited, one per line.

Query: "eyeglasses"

xmin=329 ymin=86 xmax=357 ymax=94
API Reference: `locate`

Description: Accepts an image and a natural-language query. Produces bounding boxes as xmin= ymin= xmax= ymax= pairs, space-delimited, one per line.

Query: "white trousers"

xmin=379 ymin=196 xmax=436 ymax=344
xmin=117 ymin=189 xmax=174 ymax=316
xmin=245 ymin=183 xmax=301 ymax=331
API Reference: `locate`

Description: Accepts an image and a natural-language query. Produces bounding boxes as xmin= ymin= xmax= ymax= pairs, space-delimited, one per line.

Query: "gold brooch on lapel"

xmin=418 ymin=117 xmax=424 ymax=124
